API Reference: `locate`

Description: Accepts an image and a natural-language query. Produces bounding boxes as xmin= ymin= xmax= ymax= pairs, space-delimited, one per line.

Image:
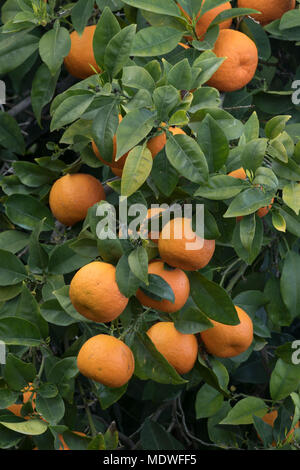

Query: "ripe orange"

xmin=258 ymin=410 xmax=299 ymax=445
xmin=146 ymin=322 xmax=198 ymax=374
xmin=237 ymin=0 xmax=296 ymax=26
xmin=49 ymin=173 xmax=105 ymax=226
xmin=207 ymin=29 xmax=258 ymax=92
xmin=136 ymin=260 xmax=190 ymax=313
xmin=147 ymin=126 xmax=186 ymax=159
xmin=77 ymin=334 xmax=135 ymax=388
xmin=69 ymin=261 xmax=128 ymax=323
xmin=178 ymin=1 xmax=232 ymax=40
xmin=64 ymin=25 xmax=100 ymax=79
xmin=7 ymin=383 xmax=35 ymax=419
xmin=200 ymin=306 xmax=253 ymax=358
xmin=92 ymin=115 xmax=129 ymax=171
xmin=158 ymin=217 xmax=215 ymax=271
xmin=229 ymin=168 xmax=274 ymax=219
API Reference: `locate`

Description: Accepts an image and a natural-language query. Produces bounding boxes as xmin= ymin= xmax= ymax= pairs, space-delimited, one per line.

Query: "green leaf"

xmin=115 ymin=108 xmax=157 ymax=160
xmin=116 ymin=255 xmax=141 ymax=298
xmin=92 ymin=100 xmax=118 ymax=163
xmin=189 ymin=272 xmax=239 ymax=325
xmin=131 ymin=332 xmax=187 ymax=385
xmin=35 ymin=395 xmax=65 ymax=425
xmin=280 ymin=251 xmax=300 ymax=320
xmin=31 ymin=64 xmax=60 ymax=127
xmin=165 ymin=133 xmax=208 ymax=184
xmin=104 ymin=24 xmax=136 ymax=78
xmin=0 ymin=30 xmax=39 ymax=75
xmin=0 ymin=284 xmax=23 ymax=302
xmin=195 ymin=175 xmax=247 ymax=200
xmin=151 ymin=148 xmax=179 ymax=197
xmin=0 ymin=318 xmax=42 ymax=346
xmin=241 ymin=139 xmax=268 ymax=173
xmin=167 ymin=59 xmax=192 ymax=91
xmin=4 ymin=353 xmax=36 ymax=390
xmin=232 ymin=216 xmax=263 ymax=265
xmin=122 ymin=65 xmax=156 ymax=93
xmin=93 ymin=6 xmax=121 ymax=68
xmin=0 ymin=230 xmax=29 ymax=254
xmin=71 ymin=0 xmax=94 ymax=35
xmin=0 ymin=112 xmax=25 ymax=155
xmin=50 ymin=92 xmax=95 ymax=131
xmin=39 ymin=23 xmax=71 ymax=75
xmin=5 ymin=195 xmax=55 ymax=231
xmin=132 ymin=26 xmax=183 ymax=57
xmin=48 ymin=243 xmax=91 ymax=275
xmin=28 ymin=220 xmax=49 ymax=274
xmin=141 ymin=418 xmax=184 ymax=450
xmin=196 ymin=114 xmax=229 ymax=172
xmin=239 ymin=111 xmax=259 ymax=144
xmin=239 ymin=214 xmax=256 ymax=253
xmin=95 ymin=383 xmax=127 ymax=410
xmin=220 ymin=397 xmax=268 ymax=425
xmin=47 ymin=357 xmax=79 ymax=384
xmin=195 ymin=384 xmax=224 ymax=419
xmin=174 ymin=306 xmax=213 ymax=334
xmin=121 ymin=146 xmax=153 ymax=197
xmin=282 ymin=183 xmax=300 ymax=215
xmin=128 ymin=246 xmax=149 ymax=285
xmin=265 ymin=115 xmax=291 ymax=140
xmin=0 ymin=249 xmax=27 ymax=286
xmin=270 ymin=359 xmax=300 ymax=401
xmin=0 ymin=419 xmax=47 ymax=436
xmin=122 ymin=0 xmax=181 ymax=17
xmin=190 ymin=107 xmax=244 ymax=141
xmin=224 ymin=188 xmax=274 ymax=218
xmin=153 ymin=85 xmax=181 ymax=122
xmin=12 ymin=161 xmax=56 ymax=187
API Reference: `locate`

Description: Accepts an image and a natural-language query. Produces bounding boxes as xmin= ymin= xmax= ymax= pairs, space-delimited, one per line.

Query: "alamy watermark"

xmin=291 ymin=340 xmax=300 ymax=365
xmin=292 ymin=80 xmax=300 ymax=105
xmin=0 ymin=80 xmax=6 ymax=106
xmin=95 ymin=199 xmax=204 ymax=250
xmin=0 ymin=340 xmax=6 ymax=364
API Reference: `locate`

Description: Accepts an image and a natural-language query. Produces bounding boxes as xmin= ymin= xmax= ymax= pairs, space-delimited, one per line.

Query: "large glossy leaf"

xmin=194 ymin=175 xmax=248 ymax=200
xmin=121 ymin=146 xmax=153 ymax=197
xmin=93 ymin=6 xmax=121 ymax=68
xmin=270 ymin=359 xmax=300 ymax=401
xmin=31 ymin=64 xmax=60 ymax=127
xmin=50 ymin=92 xmax=95 ymax=131
xmin=5 ymin=194 xmax=55 ymax=231
xmin=165 ymin=133 xmax=208 ymax=184
xmin=0 ymin=249 xmax=27 ymax=286
xmin=0 ymin=30 xmax=39 ymax=74
xmin=0 ymin=317 xmax=42 ymax=346
xmin=132 ymin=26 xmax=183 ymax=57
xmin=280 ymin=251 xmax=300 ymax=320
xmin=123 ymin=0 xmax=181 ymax=17
xmin=104 ymin=24 xmax=136 ymax=78
xmin=220 ymin=397 xmax=268 ymax=425
xmin=189 ymin=272 xmax=239 ymax=325
xmin=0 ymin=112 xmax=25 ymax=155
xmin=224 ymin=188 xmax=274 ymax=218
xmin=115 ymin=108 xmax=157 ymax=160
xmin=39 ymin=23 xmax=71 ymax=75
xmin=132 ymin=332 xmax=187 ymax=385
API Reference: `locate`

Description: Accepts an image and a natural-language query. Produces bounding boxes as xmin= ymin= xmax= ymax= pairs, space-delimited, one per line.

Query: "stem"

xmin=79 ymin=382 xmax=97 ymax=438
xmin=220 ymin=258 xmax=242 ymax=288
xmin=226 ymin=263 xmax=248 ymax=293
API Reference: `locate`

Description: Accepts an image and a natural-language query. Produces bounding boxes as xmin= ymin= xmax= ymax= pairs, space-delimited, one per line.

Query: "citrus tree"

xmin=0 ymin=0 xmax=300 ymax=451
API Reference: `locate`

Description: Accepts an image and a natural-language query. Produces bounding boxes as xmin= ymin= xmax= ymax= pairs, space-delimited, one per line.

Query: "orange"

xmin=147 ymin=126 xmax=186 ymax=159
xmin=237 ymin=0 xmax=296 ymax=26
xmin=229 ymin=168 xmax=274 ymax=219
xmin=77 ymin=334 xmax=135 ymax=388
xmin=7 ymin=383 xmax=36 ymax=419
xmin=136 ymin=260 xmax=190 ymax=313
xmin=64 ymin=25 xmax=100 ymax=79
xmin=258 ymin=410 xmax=299 ymax=446
xmin=158 ymin=217 xmax=215 ymax=271
xmin=179 ymin=42 xmax=190 ymax=49
xmin=228 ymin=168 xmax=247 ymax=179
xmin=146 ymin=322 xmax=198 ymax=374
xmin=207 ymin=29 xmax=258 ymax=92
xmin=70 ymin=261 xmax=128 ymax=323
xmin=49 ymin=173 xmax=105 ymax=226
xmin=92 ymin=115 xmax=129 ymax=171
xmin=178 ymin=1 xmax=232 ymax=40
xmin=200 ymin=306 xmax=253 ymax=358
